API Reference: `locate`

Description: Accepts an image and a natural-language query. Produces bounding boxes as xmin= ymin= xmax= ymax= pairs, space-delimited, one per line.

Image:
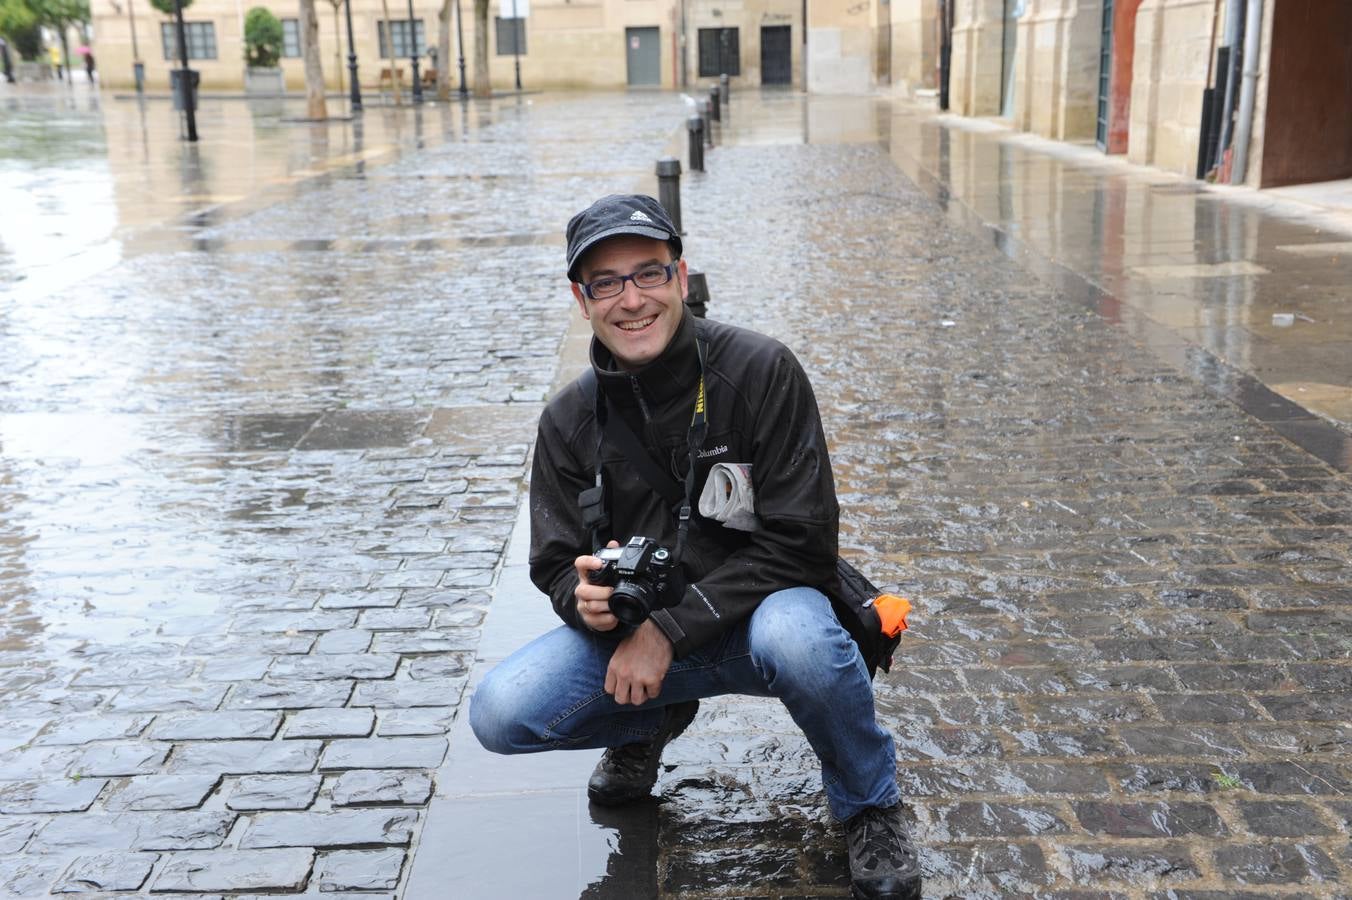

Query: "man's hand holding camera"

xmin=574 ymin=540 xmax=674 ymax=706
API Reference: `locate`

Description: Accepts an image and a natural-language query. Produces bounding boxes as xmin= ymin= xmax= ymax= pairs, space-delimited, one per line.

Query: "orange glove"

xmin=873 ymin=594 xmax=911 ymax=638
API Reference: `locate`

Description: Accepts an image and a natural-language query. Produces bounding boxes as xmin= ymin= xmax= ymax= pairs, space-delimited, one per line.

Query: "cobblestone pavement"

xmin=0 ymin=86 xmax=684 ymax=896
xmin=3 ymin=84 xmax=1352 ymax=899
xmin=656 ymin=93 xmax=1352 ymax=898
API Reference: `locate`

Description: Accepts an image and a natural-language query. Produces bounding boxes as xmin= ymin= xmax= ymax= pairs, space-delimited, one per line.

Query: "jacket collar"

xmin=591 ymin=305 xmax=700 ymax=408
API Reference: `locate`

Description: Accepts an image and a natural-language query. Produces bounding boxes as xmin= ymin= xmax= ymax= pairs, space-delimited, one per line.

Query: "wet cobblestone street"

xmin=2 ymin=85 xmax=1352 ymax=898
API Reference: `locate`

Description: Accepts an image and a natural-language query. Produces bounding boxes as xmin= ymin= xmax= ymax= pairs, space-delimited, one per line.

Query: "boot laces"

xmin=598 ymin=741 xmax=654 ymax=777
xmin=850 ymin=806 xmax=916 ymax=873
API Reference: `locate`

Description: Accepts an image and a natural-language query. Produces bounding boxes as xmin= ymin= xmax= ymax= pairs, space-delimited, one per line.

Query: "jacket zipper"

xmin=629 ymin=376 xmax=662 ymax=450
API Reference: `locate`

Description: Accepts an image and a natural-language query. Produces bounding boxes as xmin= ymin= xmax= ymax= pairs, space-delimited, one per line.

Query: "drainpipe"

xmin=1230 ymin=0 xmax=1263 ymax=183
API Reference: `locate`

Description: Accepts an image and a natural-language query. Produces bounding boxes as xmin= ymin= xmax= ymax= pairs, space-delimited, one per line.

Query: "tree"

xmin=471 ymin=0 xmax=486 ymax=97
xmin=147 ymin=0 xmax=189 ymax=14
xmin=243 ymin=6 xmax=281 ymax=66
xmin=34 ymin=0 xmax=88 ymax=71
xmin=0 ymin=0 xmax=41 ymax=59
xmin=297 ymin=0 xmax=326 ymax=118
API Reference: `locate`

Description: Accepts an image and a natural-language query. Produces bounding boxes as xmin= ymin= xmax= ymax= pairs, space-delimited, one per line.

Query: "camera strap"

xmin=580 ymin=338 xmax=709 ymax=562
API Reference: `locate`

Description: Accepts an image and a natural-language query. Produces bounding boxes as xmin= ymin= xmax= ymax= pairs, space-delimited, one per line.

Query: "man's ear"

xmin=677 ymin=258 xmax=689 ymax=300
xmin=571 ymin=282 xmax=590 ymax=320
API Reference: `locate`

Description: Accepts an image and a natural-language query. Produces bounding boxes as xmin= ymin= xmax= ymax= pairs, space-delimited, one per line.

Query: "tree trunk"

xmin=472 ymin=0 xmax=488 ymax=97
xmin=299 ymin=0 xmax=328 ymax=118
xmin=436 ymin=0 xmax=451 ymax=100
xmin=380 ymin=0 xmax=401 ymax=104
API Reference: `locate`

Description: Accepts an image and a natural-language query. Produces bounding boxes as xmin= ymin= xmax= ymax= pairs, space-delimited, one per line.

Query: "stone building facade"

xmin=890 ymin=0 xmax=1352 ymax=189
xmin=90 ymin=0 xmax=814 ymax=92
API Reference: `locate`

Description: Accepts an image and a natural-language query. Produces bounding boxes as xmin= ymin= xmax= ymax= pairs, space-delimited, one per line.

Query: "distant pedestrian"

xmin=48 ymin=44 xmax=63 ymax=80
xmin=79 ymin=45 xmax=95 ymax=82
xmin=0 ymin=37 xmax=14 ymax=84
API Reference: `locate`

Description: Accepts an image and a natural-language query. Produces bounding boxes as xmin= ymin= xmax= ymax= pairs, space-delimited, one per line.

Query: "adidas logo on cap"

xmin=629 ymin=210 xmax=654 ymax=223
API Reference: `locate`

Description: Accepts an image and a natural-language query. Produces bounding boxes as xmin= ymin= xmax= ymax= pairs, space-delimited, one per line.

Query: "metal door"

xmin=760 ymin=25 xmax=791 ymax=85
xmin=1096 ymin=0 xmax=1114 ymax=149
xmin=626 ymin=27 xmax=661 ymax=87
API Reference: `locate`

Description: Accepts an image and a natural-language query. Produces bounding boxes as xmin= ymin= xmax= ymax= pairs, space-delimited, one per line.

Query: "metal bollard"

xmin=708 ymin=86 xmax=721 ymax=122
xmin=701 ymin=100 xmax=715 ymax=147
xmin=719 ymin=73 xmax=730 ymax=121
xmin=656 ymin=157 xmax=683 ymax=234
xmin=687 ymin=116 xmax=705 ymax=171
xmin=685 ymin=270 xmax=710 ymax=318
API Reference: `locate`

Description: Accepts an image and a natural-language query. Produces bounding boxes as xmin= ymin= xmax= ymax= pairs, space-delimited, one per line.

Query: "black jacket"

xmin=528 ymin=308 xmax=840 ymax=658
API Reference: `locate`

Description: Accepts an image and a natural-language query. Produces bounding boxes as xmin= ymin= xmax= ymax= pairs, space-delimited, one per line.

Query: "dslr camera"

xmin=587 ymin=536 xmax=681 ymax=627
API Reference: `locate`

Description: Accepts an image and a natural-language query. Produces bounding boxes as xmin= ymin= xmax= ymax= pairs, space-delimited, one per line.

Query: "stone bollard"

xmin=719 ymin=73 xmax=730 ymax=121
xmin=685 ymin=271 xmax=710 ymax=318
xmin=708 ymin=86 xmax=721 ymax=122
xmin=656 ymin=157 xmax=683 ymax=234
xmin=687 ymin=116 xmax=705 ymax=172
xmin=701 ymin=100 xmax=715 ymax=147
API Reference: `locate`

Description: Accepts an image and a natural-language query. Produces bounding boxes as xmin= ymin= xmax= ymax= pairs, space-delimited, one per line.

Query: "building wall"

xmin=888 ymin=0 xmax=937 ymax=94
xmin=90 ymin=0 xmax=688 ymax=91
xmin=807 ymin=0 xmax=875 ymax=93
xmin=949 ymin=0 xmax=1003 ymax=116
xmin=1126 ymin=0 xmax=1211 ymax=176
xmin=91 ymin=0 xmax=809 ymax=91
xmin=1011 ymin=0 xmax=1100 ymax=141
xmin=684 ymin=0 xmax=804 ymax=90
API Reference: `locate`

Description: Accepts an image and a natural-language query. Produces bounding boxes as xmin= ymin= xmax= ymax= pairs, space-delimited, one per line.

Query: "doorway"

xmin=1260 ymin=0 xmax=1352 ymax=186
xmin=626 ymin=26 xmax=661 ymax=87
xmin=1095 ymin=0 xmax=1113 ymax=149
xmin=761 ymin=25 xmax=791 ymax=85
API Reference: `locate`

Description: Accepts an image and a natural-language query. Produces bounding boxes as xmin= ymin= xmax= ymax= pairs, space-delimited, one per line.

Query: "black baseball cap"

xmin=565 ymin=194 xmax=683 ymax=282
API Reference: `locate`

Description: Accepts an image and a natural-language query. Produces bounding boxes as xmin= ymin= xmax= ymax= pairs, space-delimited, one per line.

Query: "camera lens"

xmin=609 ymin=580 xmax=654 ymax=627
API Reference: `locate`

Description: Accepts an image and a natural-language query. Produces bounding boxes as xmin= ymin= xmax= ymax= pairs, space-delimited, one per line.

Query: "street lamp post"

xmin=453 ymin=0 xmax=466 ymax=96
xmin=344 ymin=0 xmax=362 ymax=111
xmin=127 ymin=0 xmax=144 ymax=92
xmin=406 ymin=0 xmax=422 ymax=102
xmin=510 ymin=0 xmax=520 ymax=91
xmin=172 ymin=0 xmax=197 ymax=141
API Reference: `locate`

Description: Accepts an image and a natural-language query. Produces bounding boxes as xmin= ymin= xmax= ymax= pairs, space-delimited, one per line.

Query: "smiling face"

xmin=571 ymin=235 xmax=689 ymax=371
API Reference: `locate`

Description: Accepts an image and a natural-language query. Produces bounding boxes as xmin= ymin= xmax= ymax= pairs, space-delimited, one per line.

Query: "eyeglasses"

xmin=579 ymin=262 xmax=676 ymax=301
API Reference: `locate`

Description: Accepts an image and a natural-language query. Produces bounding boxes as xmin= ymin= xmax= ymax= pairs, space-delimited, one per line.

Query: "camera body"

xmin=587 ymin=535 xmax=681 ymax=627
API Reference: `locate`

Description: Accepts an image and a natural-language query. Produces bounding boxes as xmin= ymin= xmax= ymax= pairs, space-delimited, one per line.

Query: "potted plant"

xmin=242 ymin=6 xmax=284 ymax=95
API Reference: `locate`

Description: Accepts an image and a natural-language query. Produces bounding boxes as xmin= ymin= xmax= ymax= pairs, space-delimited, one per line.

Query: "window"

xmin=697 ymin=27 xmax=739 ymax=77
xmin=495 ymin=17 xmax=526 ymax=55
xmin=377 ymin=19 xmax=426 ymax=58
xmin=281 ymin=19 xmax=301 ymax=58
xmin=160 ymin=22 xmax=218 ymax=60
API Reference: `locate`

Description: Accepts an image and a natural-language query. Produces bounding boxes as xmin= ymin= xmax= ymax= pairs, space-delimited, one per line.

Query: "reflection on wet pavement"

xmin=884 ymin=108 xmax=1352 ymax=434
xmin=1 ymin=82 xmax=1351 ymax=897
xmin=0 ymin=85 xmax=684 ymax=896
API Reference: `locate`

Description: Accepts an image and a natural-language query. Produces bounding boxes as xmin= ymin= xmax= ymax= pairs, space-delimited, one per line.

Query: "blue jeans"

xmin=469 ymin=586 xmax=899 ymax=821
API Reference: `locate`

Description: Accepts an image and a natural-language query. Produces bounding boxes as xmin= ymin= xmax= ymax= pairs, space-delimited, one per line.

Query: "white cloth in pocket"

xmin=698 ymin=463 xmax=759 ymax=532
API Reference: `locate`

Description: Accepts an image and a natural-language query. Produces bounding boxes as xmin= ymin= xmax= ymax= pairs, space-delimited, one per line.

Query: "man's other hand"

xmin=574 ymin=540 xmax=621 ymax=632
xmin=605 ymin=620 xmax=674 ymax=705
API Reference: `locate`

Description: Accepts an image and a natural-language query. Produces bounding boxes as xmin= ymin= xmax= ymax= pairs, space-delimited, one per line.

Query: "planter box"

xmin=244 ymin=66 xmax=285 ymax=95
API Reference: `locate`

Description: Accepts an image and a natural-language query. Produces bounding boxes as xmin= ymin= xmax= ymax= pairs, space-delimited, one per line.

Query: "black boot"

xmin=845 ymin=803 xmax=922 ymax=900
xmin=587 ymin=700 xmax=699 ymax=806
